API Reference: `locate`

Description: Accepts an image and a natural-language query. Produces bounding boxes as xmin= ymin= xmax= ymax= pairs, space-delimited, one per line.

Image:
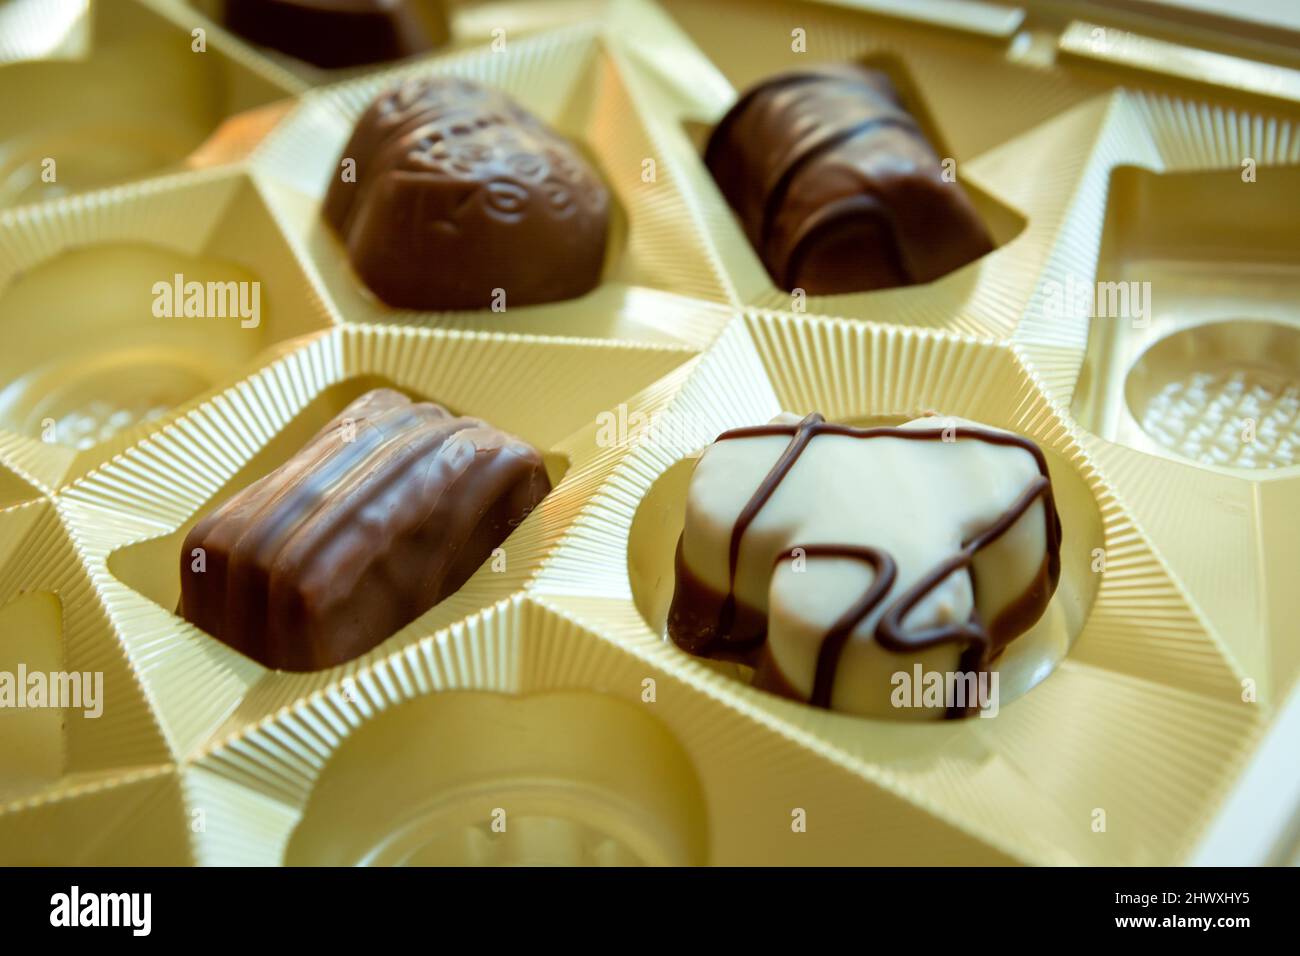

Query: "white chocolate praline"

xmin=677 ymin=414 xmax=1054 ymax=719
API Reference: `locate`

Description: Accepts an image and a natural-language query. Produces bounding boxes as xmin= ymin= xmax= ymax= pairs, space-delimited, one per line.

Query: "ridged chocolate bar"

xmin=224 ymin=0 xmax=446 ymax=69
xmin=705 ymin=65 xmax=995 ymax=295
xmin=179 ymin=389 xmax=550 ymax=670
xmin=324 ymin=76 xmax=610 ymax=310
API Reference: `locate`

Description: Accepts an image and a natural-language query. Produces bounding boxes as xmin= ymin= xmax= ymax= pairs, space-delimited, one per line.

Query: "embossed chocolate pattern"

xmin=705 ymin=65 xmax=995 ymax=295
xmin=324 ymin=76 xmax=610 ymax=310
xmin=224 ymin=0 xmax=445 ymax=69
xmin=179 ymin=389 xmax=550 ymax=671
xmin=667 ymin=413 xmax=1062 ymax=718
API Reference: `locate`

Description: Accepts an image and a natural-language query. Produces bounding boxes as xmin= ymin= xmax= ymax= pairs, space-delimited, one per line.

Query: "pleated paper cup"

xmin=0 ymin=168 xmax=336 ymax=492
xmin=51 ymin=322 xmax=694 ymax=769
xmin=178 ymin=594 xmax=1030 ymax=866
xmin=248 ymin=19 xmax=735 ymax=348
xmin=0 ymin=0 xmax=89 ymax=65
xmin=0 ymin=766 xmax=192 ymax=865
xmin=0 ymin=0 xmax=296 ymax=210
xmin=1014 ymin=88 xmax=1300 ymax=405
xmin=1008 ymin=88 xmax=1300 ymax=708
xmin=607 ymin=0 xmax=1117 ymax=338
xmin=0 ymin=499 xmax=173 ymax=811
xmin=529 ymin=313 xmax=1269 ymax=865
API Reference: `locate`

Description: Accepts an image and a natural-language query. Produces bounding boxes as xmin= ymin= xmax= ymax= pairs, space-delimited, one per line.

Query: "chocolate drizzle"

xmin=757 ymin=114 xmax=917 ymax=253
xmin=671 ymin=413 xmax=1063 ymax=717
xmin=702 ymin=69 xmax=899 ymax=175
xmin=774 ymin=545 xmax=897 ymax=709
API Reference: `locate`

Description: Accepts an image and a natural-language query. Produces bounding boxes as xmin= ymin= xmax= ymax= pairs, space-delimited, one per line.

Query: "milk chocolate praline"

xmin=705 ymin=65 xmax=994 ymax=296
xmin=179 ymin=389 xmax=550 ymax=671
xmin=324 ymin=77 xmax=610 ymax=311
xmin=224 ymin=0 xmax=448 ymax=69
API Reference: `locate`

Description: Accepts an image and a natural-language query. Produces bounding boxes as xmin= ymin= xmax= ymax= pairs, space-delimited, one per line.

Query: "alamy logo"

xmin=49 ymin=886 xmax=151 ymax=936
xmin=152 ymin=273 xmax=260 ymax=328
xmin=595 ymin=403 xmax=675 ymax=449
xmin=1040 ymin=275 xmax=1151 ymax=327
xmin=891 ymin=665 xmax=1000 ymax=717
xmin=0 ymin=667 xmax=102 ymax=718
